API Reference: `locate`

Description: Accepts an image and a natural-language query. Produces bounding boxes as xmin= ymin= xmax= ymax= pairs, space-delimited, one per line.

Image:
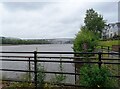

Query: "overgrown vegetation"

xmin=73 ymin=8 xmax=105 ymax=54
xmin=73 ymin=27 xmax=98 ymax=53
xmin=73 ymin=8 xmax=118 ymax=88
xmin=79 ymin=65 xmax=117 ymax=88
xmin=37 ymin=64 xmax=46 ymax=88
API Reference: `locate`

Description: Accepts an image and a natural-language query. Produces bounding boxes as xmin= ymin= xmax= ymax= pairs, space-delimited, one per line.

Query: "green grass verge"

xmin=98 ymin=40 xmax=120 ymax=47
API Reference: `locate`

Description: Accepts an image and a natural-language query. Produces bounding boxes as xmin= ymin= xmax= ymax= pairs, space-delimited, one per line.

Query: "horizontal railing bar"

xmin=1 ymin=59 xmax=95 ymax=63
xmin=1 ymin=56 xmax=119 ymax=61
xmin=37 ymin=56 xmax=96 ymax=59
xmin=1 ymin=59 xmax=119 ymax=64
xmin=0 ymin=51 xmax=119 ymax=55
xmin=2 ymin=68 xmax=120 ymax=77
xmin=0 ymin=69 xmax=80 ymax=75
xmin=102 ymin=58 xmax=120 ymax=60
xmin=1 ymin=69 xmax=34 ymax=72
xmin=0 ymin=52 xmax=34 ymax=54
xmin=37 ymin=60 xmax=99 ymax=64
xmin=0 ymin=55 xmax=119 ymax=60
xmin=36 ymin=52 xmax=119 ymax=55
xmin=103 ymin=62 xmax=120 ymax=64
xmin=1 ymin=59 xmax=34 ymax=62
xmin=43 ymin=71 xmax=80 ymax=75
xmin=0 ymin=56 xmax=96 ymax=59
xmin=0 ymin=56 xmax=33 ymax=58
xmin=39 ymin=56 xmax=83 ymax=59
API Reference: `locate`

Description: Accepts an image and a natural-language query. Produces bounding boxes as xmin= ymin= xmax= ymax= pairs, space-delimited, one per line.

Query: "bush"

xmin=73 ymin=27 xmax=98 ymax=53
xmin=37 ymin=64 xmax=46 ymax=88
xmin=79 ymin=65 xmax=117 ymax=89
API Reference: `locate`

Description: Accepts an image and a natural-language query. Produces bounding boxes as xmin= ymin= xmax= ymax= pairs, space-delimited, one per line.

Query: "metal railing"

xmin=0 ymin=51 xmax=120 ymax=89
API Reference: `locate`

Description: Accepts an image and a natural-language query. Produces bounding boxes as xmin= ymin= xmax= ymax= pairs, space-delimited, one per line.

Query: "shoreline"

xmin=0 ymin=43 xmax=73 ymax=46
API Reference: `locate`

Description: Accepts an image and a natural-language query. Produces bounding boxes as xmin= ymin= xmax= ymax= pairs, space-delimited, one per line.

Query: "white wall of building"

xmin=102 ymin=22 xmax=120 ymax=39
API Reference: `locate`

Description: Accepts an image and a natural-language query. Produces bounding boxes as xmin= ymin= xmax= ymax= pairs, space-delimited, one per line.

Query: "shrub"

xmin=79 ymin=65 xmax=117 ymax=88
xmin=37 ymin=64 xmax=46 ymax=88
xmin=50 ymin=58 xmax=66 ymax=86
xmin=73 ymin=27 xmax=98 ymax=53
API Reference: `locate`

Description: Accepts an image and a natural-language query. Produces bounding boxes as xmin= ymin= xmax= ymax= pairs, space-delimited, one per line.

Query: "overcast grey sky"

xmin=0 ymin=1 xmax=119 ymax=39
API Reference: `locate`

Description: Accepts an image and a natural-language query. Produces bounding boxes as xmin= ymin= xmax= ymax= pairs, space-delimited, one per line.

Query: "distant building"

xmin=102 ymin=22 xmax=120 ymax=39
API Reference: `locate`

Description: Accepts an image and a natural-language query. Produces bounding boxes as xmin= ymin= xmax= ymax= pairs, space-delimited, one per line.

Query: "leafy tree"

xmin=73 ymin=27 xmax=98 ymax=53
xmin=84 ymin=8 xmax=106 ymax=37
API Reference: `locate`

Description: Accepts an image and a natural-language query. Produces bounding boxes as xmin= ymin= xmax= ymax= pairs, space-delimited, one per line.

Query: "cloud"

xmin=0 ymin=2 xmax=118 ymax=39
xmin=118 ymin=1 xmax=120 ymax=22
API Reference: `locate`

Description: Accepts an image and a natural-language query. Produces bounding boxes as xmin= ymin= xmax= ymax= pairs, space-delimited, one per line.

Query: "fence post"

xmin=75 ymin=63 xmax=77 ymax=85
xmin=108 ymin=46 xmax=110 ymax=57
xmin=119 ymin=48 xmax=120 ymax=58
xmin=34 ymin=51 xmax=37 ymax=89
xmin=101 ymin=46 xmax=103 ymax=52
xmin=28 ymin=57 xmax=31 ymax=82
xmin=98 ymin=52 xmax=102 ymax=69
xmin=118 ymin=48 xmax=120 ymax=89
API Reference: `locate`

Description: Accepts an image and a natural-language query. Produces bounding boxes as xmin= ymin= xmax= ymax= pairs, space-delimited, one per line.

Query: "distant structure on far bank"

xmin=102 ymin=22 xmax=120 ymax=39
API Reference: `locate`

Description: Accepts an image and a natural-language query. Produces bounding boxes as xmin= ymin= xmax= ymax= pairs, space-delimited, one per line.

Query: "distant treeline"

xmin=0 ymin=37 xmax=51 ymax=44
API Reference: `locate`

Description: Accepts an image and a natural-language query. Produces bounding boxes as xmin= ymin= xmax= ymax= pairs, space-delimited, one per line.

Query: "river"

xmin=1 ymin=44 xmax=75 ymax=84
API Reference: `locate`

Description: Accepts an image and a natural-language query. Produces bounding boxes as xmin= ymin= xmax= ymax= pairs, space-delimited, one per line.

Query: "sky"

xmin=0 ymin=0 xmax=119 ymax=39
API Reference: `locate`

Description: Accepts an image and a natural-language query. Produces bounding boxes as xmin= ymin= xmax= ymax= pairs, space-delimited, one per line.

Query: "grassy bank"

xmin=99 ymin=40 xmax=120 ymax=47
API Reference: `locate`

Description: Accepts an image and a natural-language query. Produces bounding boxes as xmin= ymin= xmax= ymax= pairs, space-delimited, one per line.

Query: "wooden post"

xmin=118 ymin=48 xmax=120 ymax=89
xmin=98 ymin=52 xmax=102 ymax=69
xmin=108 ymin=46 xmax=110 ymax=57
xmin=119 ymin=48 xmax=120 ymax=58
xmin=101 ymin=46 xmax=103 ymax=57
xmin=101 ymin=46 xmax=103 ymax=52
xmin=75 ymin=63 xmax=77 ymax=85
xmin=28 ymin=57 xmax=31 ymax=82
xmin=34 ymin=51 xmax=37 ymax=89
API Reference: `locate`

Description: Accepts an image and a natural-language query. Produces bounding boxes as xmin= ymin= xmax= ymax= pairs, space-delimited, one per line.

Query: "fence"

xmin=0 ymin=51 xmax=120 ymax=89
xmin=98 ymin=46 xmax=119 ymax=57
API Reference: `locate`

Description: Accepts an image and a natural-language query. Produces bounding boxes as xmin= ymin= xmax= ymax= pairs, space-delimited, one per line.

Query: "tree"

xmin=73 ymin=27 xmax=98 ymax=53
xmin=84 ymin=8 xmax=106 ymax=37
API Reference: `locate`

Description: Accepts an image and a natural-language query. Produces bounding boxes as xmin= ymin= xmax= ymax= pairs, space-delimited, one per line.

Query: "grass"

xmin=99 ymin=40 xmax=120 ymax=47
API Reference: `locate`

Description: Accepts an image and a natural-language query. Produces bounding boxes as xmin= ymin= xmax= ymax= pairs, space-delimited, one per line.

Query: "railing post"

xmin=98 ymin=52 xmax=102 ymax=69
xmin=75 ymin=63 xmax=77 ymax=85
xmin=118 ymin=48 xmax=120 ymax=89
xmin=101 ymin=46 xmax=103 ymax=52
xmin=34 ymin=51 xmax=37 ymax=89
xmin=108 ymin=46 xmax=110 ymax=57
xmin=119 ymin=48 xmax=120 ymax=58
xmin=28 ymin=57 xmax=31 ymax=82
